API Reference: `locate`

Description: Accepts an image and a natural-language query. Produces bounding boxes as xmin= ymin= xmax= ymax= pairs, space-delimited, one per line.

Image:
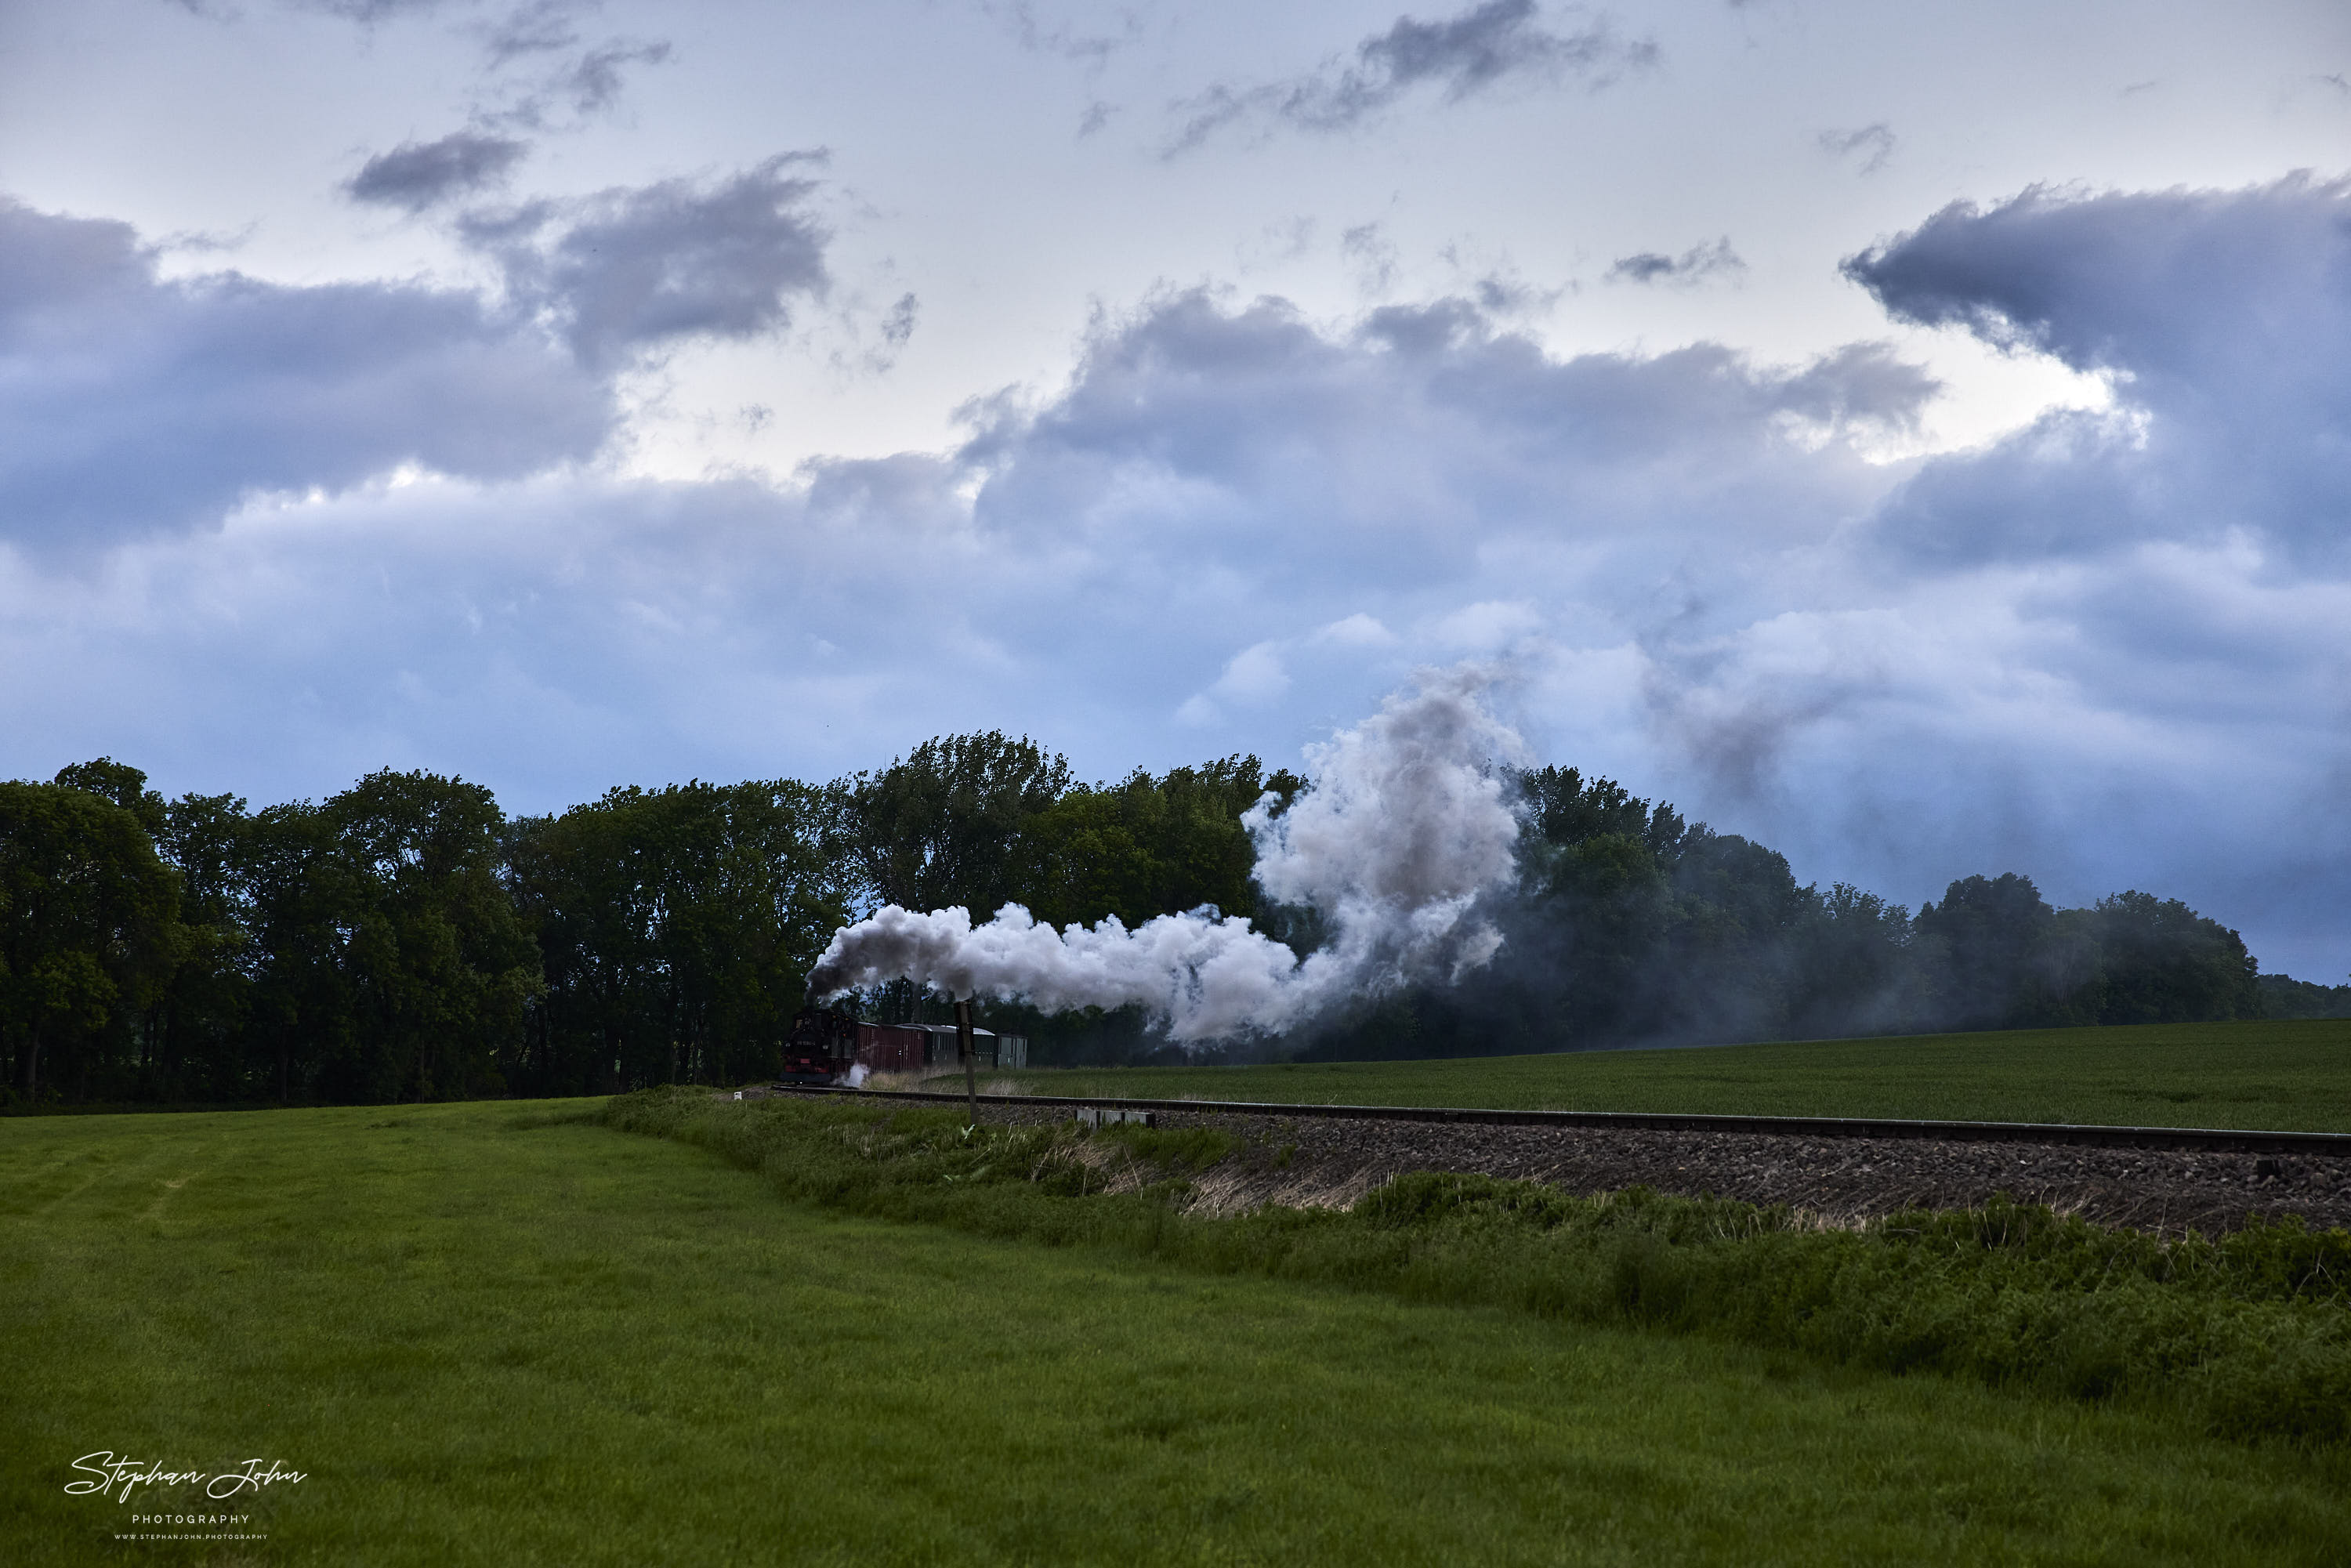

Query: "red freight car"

xmin=853 ymin=1021 xmax=930 ymax=1074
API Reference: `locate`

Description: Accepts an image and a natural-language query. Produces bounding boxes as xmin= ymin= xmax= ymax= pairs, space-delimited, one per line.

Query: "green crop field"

xmin=965 ymin=1019 xmax=2351 ymax=1131
xmin=5 ymin=1099 xmax=2351 ymax=1564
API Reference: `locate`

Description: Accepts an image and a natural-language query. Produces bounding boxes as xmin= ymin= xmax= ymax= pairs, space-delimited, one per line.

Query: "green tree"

xmin=509 ymin=780 xmax=849 ymax=1092
xmin=1519 ymin=766 xmax=1687 ymax=860
xmin=318 ymin=771 xmax=542 ymax=1101
xmin=1017 ymin=757 xmax=1299 ymax=930
xmin=1654 ymin=831 xmax=1815 ymax=1042
xmin=2070 ymin=890 xmax=2259 ymax=1023
xmin=2257 ymin=972 xmax=2351 ymax=1019
xmin=845 ymin=733 xmax=1073 ymax=915
xmin=1914 ymin=873 xmax=2074 ymax=1030
xmin=1784 ymin=883 xmax=1924 ymax=1039
xmin=506 ymin=800 xmax=661 ymax=1095
xmin=237 ymin=775 xmax=541 ymax=1105
xmin=150 ymin=791 xmax=259 ymax=1099
xmin=241 ymin=800 xmax=364 ymax=1102
xmin=54 ymin=757 xmax=167 ymax=838
xmin=0 ymin=782 xmax=183 ymax=1102
xmin=632 ymin=780 xmax=849 ymax=1086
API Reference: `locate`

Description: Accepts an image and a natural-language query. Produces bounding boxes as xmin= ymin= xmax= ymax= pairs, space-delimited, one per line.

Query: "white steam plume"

xmin=807 ymin=664 xmax=1528 ymax=1041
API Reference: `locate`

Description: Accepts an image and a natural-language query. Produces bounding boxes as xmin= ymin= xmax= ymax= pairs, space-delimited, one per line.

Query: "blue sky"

xmin=3 ymin=0 xmax=2349 ymax=975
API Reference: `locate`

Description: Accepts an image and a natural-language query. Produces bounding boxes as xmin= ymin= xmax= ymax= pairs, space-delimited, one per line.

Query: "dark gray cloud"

xmin=346 ymin=130 xmax=529 ymax=212
xmin=0 ymin=197 xmax=613 ymax=554
xmin=1169 ymin=0 xmax=1657 ymax=153
xmin=553 ymin=38 xmax=672 ymax=115
xmin=984 ymin=2 xmax=1138 ymax=69
xmin=459 ymin=0 xmax=674 ymax=131
xmin=1469 ymin=273 xmax=1554 ymax=314
xmin=1774 ymin=342 xmax=1941 ymax=433
xmin=168 ymin=0 xmax=447 ymax=18
xmin=845 ymin=292 xmax=922 ymax=375
xmin=482 ymin=0 xmax=587 ymax=67
xmin=879 ymin=292 xmax=918 ymax=349
xmin=462 ymin=156 xmax=831 ymax=367
xmin=480 ymin=35 xmax=675 ymax=129
xmin=1341 ymin=221 xmax=1400 ymax=292
xmin=959 ymin=287 xmax=1918 ymax=603
xmin=288 ymin=0 xmax=450 ymax=19
xmin=1820 ymin=122 xmax=1896 ymax=174
xmin=1847 ymin=172 xmax=2351 ymax=569
xmin=195 ymin=0 xmax=668 ymax=122
xmin=1607 ymin=237 xmax=1744 ymax=286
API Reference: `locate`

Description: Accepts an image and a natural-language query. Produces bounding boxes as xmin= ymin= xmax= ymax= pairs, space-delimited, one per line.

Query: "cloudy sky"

xmin=3 ymin=0 xmax=2349 ymax=976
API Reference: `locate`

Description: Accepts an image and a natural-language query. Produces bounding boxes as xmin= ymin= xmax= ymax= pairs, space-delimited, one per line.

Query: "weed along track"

xmin=759 ymin=1085 xmax=2351 ymax=1236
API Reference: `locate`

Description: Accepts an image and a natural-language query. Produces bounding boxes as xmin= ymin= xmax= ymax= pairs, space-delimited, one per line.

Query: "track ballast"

xmin=780 ymin=1083 xmax=2351 ymax=1158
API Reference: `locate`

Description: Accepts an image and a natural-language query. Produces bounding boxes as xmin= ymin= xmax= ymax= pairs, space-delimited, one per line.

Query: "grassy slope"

xmin=973 ymin=1019 xmax=2351 ymax=1131
xmin=2 ymin=1103 xmax=2347 ymax=1566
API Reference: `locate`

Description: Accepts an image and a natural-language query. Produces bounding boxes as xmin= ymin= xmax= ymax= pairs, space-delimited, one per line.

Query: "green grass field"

xmin=5 ymin=1099 xmax=2351 ymax=1563
xmin=968 ymin=1019 xmax=2351 ymax=1131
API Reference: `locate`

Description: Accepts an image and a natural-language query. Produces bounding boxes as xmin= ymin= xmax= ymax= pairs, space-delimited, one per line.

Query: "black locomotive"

xmin=778 ymin=1005 xmax=860 ymax=1083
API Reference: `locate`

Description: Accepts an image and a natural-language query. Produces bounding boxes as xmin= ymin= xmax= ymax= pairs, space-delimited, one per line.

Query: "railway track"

xmin=779 ymin=1082 xmax=2351 ymax=1157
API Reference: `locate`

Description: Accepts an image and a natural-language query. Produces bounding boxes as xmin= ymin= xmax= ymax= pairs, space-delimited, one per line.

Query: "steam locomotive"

xmin=778 ymin=1005 xmax=861 ymax=1083
xmin=775 ymin=1005 xmax=1030 ymax=1084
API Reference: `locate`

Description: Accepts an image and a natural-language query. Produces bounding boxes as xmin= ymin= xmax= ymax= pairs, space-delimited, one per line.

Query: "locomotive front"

xmin=777 ymin=1005 xmax=859 ymax=1083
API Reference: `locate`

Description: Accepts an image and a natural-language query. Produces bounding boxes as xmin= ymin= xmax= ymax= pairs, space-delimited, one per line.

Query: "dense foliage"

xmin=2259 ymin=973 xmax=2351 ymax=1020
xmin=506 ymin=779 xmax=849 ymax=1097
xmin=607 ymin=1088 xmax=2351 ymax=1443
xmin=1295 ymin=766 xmax=2267 ymax=1060
xmin=0 ymin=741 xmax=2302 ymax=1106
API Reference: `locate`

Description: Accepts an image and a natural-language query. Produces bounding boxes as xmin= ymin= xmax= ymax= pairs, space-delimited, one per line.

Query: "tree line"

xmin=1296 ymin=766 xmax=2295 ymax=1062
xmin=1 ymin=741 xmax=2331 ymax=1106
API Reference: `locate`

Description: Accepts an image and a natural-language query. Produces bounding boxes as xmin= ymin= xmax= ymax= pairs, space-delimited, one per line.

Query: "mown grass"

xmin=972 ymin=1018 xmax=2351 ymax=1130
xmin=1 ymin=1099 xmax=2346 ymax=1565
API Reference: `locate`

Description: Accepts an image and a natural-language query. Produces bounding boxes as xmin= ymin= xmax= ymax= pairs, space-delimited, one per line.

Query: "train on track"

xmin=777 ymin=1005 xmax=1030 ymax=1084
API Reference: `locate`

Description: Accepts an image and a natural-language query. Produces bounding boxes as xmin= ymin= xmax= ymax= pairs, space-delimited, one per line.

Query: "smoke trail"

xmin=807 ymin=664 xmax=1528 ymax=1041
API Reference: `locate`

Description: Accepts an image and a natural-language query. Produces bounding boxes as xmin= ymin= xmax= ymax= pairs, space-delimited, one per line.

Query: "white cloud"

xmin=1313 ymin=612 xmax=1398 ymax=647
xmin=1209 ymin=640 xmax=1292 ymax=704
xmin=1427 ymin=599 xmax=1541 ymax=651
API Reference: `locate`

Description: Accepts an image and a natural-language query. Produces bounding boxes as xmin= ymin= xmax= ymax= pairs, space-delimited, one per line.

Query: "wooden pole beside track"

xmin=955 ymin=997 xmax=978 ymax=1125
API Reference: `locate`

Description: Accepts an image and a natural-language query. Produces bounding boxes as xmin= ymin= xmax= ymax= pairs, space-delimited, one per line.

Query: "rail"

xmin=771 ymin=1083 xmax=2351 ymax=1157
